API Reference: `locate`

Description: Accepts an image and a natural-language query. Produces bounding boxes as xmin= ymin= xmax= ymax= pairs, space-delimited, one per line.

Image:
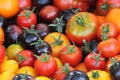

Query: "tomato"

xmin=97 ymin=0 xmax=120 ymax=16
xmin=53 ymin=0 xmax=89 ymax=11
xmin=84 ymin=52 xmax=106 ymax=71
xmin=0 ymin=27 xmax=4 ymax=45
xmin=116 ymin=34 xmax=120 ymax=44
xmin=43 ymin=32 xmax=70 ymax=57
xmin=87 ymin=70 xmax=112 ymax=80
xmin=59 ymin=44 xmax=82 ymax=67
xmin=17 ymin=9 xmax=37 ymax=29
xmin=39 ymin=5 xmax=60 ymax=23
xmin=97 ymin=16 xmax=106 ymax=25
xmin=18 ymin=0 xmax=32 ymax=11
xmin=0 ymin=0 xmax=19 ymax=18
xmin=66 ymin=12 xmax=99 ymax=45
xmin=16 ymin=66 xmax=37 ymax=78
xmin=1 ymin=60 xmax=19 ymax=73
xmin=54 ymin=57 xmax=63 ymax=69
xmin=15 ymin=50 xmax=35 ymax=67
xmin=6 ymin=44 xmax=24 ymax=59
xmin=35 ymin=76 xmax=51 ymax=80
xmin=97 ymin=38 xmax=120 ymax=58
xmin=34 ymin=54 xmax=57 ymax=77
xmin=106 ymin=8 xmax=120 ymax=32
xmin=97 ymin=22 xmax=119 ymax=41
xmin=0 ymin=45 xmax=5 ymax=64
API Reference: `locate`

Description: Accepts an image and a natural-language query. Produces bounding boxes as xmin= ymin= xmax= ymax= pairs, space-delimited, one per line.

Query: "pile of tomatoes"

xmin=1 ymin=0 xmax=120 ymax=80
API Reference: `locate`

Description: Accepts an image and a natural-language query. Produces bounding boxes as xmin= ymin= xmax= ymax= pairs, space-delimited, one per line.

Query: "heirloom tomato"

xmin=66 ymin=12 xmax=99 ymax=45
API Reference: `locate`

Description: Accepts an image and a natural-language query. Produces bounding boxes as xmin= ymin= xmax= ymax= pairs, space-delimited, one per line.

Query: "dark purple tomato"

xmin=13 ymin=74 xmax=35 ymax=80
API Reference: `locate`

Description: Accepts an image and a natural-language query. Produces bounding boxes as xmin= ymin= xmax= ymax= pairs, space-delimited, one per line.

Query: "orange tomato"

xmin=43 ymin=32 xmax=70 ymax=57
xmin=116 ymin=34 xmax=120 ymax=44
xmin=106 ymin=8 xmax=120 ymax=33
xmin=0 ymin=0 xmax=19 ymax=18
xmin=0 ymin=27 xmax=4 ymax=45
xmin=75 ymin=62 xmax=88 ymax=73
xmin=97 ymin=16 xmax=106 ymax=25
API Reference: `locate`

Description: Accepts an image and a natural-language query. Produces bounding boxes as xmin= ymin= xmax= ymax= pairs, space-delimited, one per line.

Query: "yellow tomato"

xmin=6 ymin=44 xmax=24 ymax=59
xmin=0 ymin=0 xmax=19 ymax=18
xmin=87 ymin=70 xmax=112 ymax=80
xmin=16 ymin=66 xmax=37 ymax=77
xmin=54 ymin=57 xmax=63 ymax=68
xmin=0 ymin=71 xmax=15 ymax=80
xmin=1 ymin=60 xmax=19 ymax=73
xmin=35 ymin=76 xmax=51 ymax=80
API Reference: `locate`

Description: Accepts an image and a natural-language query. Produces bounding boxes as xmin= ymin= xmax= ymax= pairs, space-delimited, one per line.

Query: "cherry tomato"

xmin=17 ymin=9 xmax=37 ymax=29
xmin=97 ymin=38 xmax=120 ymax=58
xmin=0 ymin=0 xmax=19 ymax=18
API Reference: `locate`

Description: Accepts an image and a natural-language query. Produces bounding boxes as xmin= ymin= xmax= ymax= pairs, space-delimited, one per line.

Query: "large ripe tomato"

xmin=0 ymin=0 xmax=19 ymax=18
xmin=97 ymin=22 xmax=119 ymax=41
xmin=0 ymin=45 xmax=5 ymax=64
xmin=54 ymin=0 xmax=89 ymax=11
xmin=84 ymin=52 xmax=106 ymax=71
xmin=59 ymin=44 xmax=82 ymax=67
xmin=66 ymin=12 xmax=99 ymax=45
xmin=97 ymin=38 xmax=120 ymax=58
xmin=17 ymin=9 xmax=37 ymax=29
xmin=34 ymin=54 xmax=57 ymax=77
xmin=97 ymin=0 xmax=120 ymax=16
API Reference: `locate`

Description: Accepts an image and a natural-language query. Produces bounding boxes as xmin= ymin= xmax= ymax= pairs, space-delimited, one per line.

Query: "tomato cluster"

xmin=1 ymin=0 xmax=120 ymax=80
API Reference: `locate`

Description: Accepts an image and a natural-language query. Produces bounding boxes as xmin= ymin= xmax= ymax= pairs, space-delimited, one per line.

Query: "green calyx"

xmin=92 ymin=70 xmax=99 ymax=79
xmin=76 ymin=15 xmax=86 ymax=26
xmin=30 ymin=38 xmax=44 ymax=47
xmin=21 ymin=71 xmax=28 ymax=80
xmin=100 ymin=3 xmax=109 ymax=11
xmin=62 ymin=63 xmax=70 ymax=73
xmin=16 ymin=54 xmax=26 ymax=63
xmin=35 ymin=54 xmax=50 ymax=62
xmin=110 ymin=57 xmax=118 ymax=67
xmin=101 ymin=23 xmax=110 ymax=40
xmin=64 ymin=43 xmax=75 ymax=54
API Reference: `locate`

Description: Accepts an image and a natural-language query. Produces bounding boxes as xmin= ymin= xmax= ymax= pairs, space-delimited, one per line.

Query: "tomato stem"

xmin=76 ymin=15 xmax=86 ymax=26
xmin=62 ymin=63 xmax=70 ymax=73
xmin=64 ymin=43 xmax=75 ymax=54
xmin=92 ymin=70 xmax=99 ymax=79
xmin=35 ymin=54 xmax=50 ymax=62
xmin=100 ymin=2 xmax=109 ymax=11
xmin=81 ymin=40 xmax=91 ymax=53
xmin=16 ymin=54 xmax=26 ymax=63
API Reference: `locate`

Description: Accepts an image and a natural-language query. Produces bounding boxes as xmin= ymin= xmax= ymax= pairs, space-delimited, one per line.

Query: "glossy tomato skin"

xmin=18 ymin=0 xmax=32 ymax=11
xmin=84 ymin=52 xmax=106 ymax=71
xmin=66 ymin=12 xmax=99 ymax=45
xmin=15 ymin=50 xmax=35 ymax=67
xmin=97 ymin=22 xmax=119 ymax=41
xmin=97 ymin=38 xmax=120 ymax=58
xmin=34 ymin=54 xmax=57 ymax=77
xmin=0 ymin=45 xmax=5 ymax=64
xmin=17 ymin=9 xmax=37 ymax=29
xmin=59 ymin=45 xmax=82 ymax=67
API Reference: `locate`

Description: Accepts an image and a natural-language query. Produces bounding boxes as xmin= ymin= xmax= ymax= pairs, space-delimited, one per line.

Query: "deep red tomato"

xmin=34 ymin=54 xmax=57 ymax=77
xmin=0 ymin=45 xmax=5 ymax=64
xmin=97 ymin=38 xmax=120 ymax=58
xmin=84 ymin=52 xmax=106 ymax=70
xmin=59 ymin=44 xmax=82 ymax=67
xmin=17 ymin=9 xmax=37 ymax=29
xmin=39 ymin=5 xmax=60 ymax=22
xmin=97 ymin=0 xmax=120 ymax=16
xmin=18 ymin=0 xmax=32 ymax=11
xmin=15 ymin=50 xmax=35 ymax=67
xmin=53 ymin=63 xmax=74 ymax=80
xmin=66 ymin=12 xmax=99 ymax=45
xmin=97 ymin=22 xmax=119 ymax=41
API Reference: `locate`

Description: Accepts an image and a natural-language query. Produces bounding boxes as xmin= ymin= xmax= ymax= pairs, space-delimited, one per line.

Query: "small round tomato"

xmin=87 ymin=70 xmax=112 ymax=80
xmin=66 ymin=12 xmax=99 ymax=45
xmin=34 ymin=54 xmax=57 ymax=77
xmin=17 ymin=9 xmax=37 ymax=29
xmin=0 ymin=0 xmax=19 ymax=18
xmin=97 ymin=22 xmax=119 ymax=40
xmin=0 ymin=45 xmax=5 ymax=64
xmin=59 ymin=44 xmax=82 ymax=67
xmin=0 ymin=27 xmax=4 ymax=45
xmin=18 ymin=0 xmax=32 ymax=11
xmin=84 ymin=52 xmax=106 ymax=70
xmin=15 ymin=50 xmax=35 ymax=67
xmin=97 ymin=38 xmax=120 ymax=58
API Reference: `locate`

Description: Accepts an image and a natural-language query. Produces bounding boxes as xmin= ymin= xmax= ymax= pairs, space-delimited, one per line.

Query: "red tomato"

xmin=18 ymin=0 xmax=32 ymax=11
xmin=97 ymin=22 xmax=119 ymax=40
xmin=34 ymin=54 xmax=57 ymax=77
xmin=53 ymin=63 xmax=74 ymax=80
xmin=15 ymin=50 xmax=35 ymax=67
xmin=84 ymin=52 xmax=106 ymax=71
xmin=66 ymin=12 xmax=99 ymax=45
xmin=39 ymin=5 xmax=60 ymax=22
xmin=97 ymin=38 xmax=120 ymax=58
xmin=59 ymin=44 xmax=82 ymax=67
xmin=54 ymin=0 xmax=89 ymax=11
xmin=17 ymin=9 xmax=37 ymax=29
xmin=0 ymin=45 xmax=5 ymax=64
xmin=97 ymin=0 xmax=120 ymax=16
